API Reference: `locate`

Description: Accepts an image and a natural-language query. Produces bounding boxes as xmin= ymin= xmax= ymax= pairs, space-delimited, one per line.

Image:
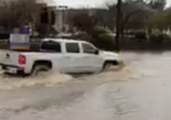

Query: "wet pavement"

xmin=0 ymin=52 xmax=171 ymax=120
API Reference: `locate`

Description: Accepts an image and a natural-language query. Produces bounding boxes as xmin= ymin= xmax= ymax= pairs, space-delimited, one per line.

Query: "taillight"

xmin=18 ymin=55 xmax=26 ymax=65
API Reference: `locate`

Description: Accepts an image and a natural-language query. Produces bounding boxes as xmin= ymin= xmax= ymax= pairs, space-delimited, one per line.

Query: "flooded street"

xmin=0 ymin=52 xmax=171 ymax=120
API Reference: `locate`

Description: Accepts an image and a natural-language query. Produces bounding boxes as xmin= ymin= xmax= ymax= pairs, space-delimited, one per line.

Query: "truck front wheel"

xmin=102 ymin=61 xmax=119 ymax=71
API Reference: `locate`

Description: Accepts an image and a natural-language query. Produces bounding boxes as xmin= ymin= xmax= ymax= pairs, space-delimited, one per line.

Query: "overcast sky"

xmin=55 ymin=0 xmax=111 ymax=8
xmin=43 ymin=0 xmax=113 ymax=8
xmin=44 ymin=0 xmax=171 ymax=8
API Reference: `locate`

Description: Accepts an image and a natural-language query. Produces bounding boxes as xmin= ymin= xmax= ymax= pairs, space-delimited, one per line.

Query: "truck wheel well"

xmin=104 ymin=60 xmax=119 ymax=66
xmin=33 ymin=60 xmax=52 ymax=69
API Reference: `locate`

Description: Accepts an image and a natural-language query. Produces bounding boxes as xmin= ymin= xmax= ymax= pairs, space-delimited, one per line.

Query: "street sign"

xmin=10 ymin=34 xmax=30 ymax=50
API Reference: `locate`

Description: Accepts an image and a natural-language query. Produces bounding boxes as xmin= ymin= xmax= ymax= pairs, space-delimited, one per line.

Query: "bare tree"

xmin=149 ymin=0 xmax=166 ymax=10
xmin=72 ymin=13 xmax=98 ymax=33
xmin=0 ymin=0 xmax=41 ymax=28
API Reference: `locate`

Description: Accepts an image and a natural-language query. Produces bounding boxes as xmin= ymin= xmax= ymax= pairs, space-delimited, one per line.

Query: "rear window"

xmin=41 ymin=41 xmax=61 ymax=52
xmin=66 ymin=43 xmax=80 ymax=53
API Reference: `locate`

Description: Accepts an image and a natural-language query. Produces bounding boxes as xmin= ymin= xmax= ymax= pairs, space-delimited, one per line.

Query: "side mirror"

xmin=95 ymin=49 xmax=99 ymax=55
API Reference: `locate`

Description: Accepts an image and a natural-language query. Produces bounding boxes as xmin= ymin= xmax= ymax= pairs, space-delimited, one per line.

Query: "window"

xmin=82 ymin=43 xmax=96 ymax=54
xmin=66 ymin=43 xmax=80 ymax=53
xmin=41 ymin=41 xmax=61 ymax=52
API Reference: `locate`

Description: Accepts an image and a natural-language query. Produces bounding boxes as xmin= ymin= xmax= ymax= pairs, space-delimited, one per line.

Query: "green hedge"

xmin=0 ymin=40 xmax=9 ymax=49
xmin=91 ymin=28 xmax=115 ymax=51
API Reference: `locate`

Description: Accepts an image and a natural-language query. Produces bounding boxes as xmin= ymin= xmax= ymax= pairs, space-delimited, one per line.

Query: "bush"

xmin=135 ymin=32 xmax=147 ymax=40
xmin=92 ymin=28 xmax=108 ymax=37
xmin=99 ymin=33 xmax=114 ymax=50
xmin=91 ymin=28 xmax=115 ymax=51
xmin=70 ymin=28 xmax=115 ymax=51
xmin=149 ymin=32 xmax=165 ymax=44
xmin=0 ymin=40 xmax=9 ymax=49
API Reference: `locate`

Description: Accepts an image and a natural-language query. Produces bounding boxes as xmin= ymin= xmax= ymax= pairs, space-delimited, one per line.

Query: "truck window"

xmin=82 ymin=43 xmax=96 ymax=54
xmin=66 ymin=43 xmax=80 ymax=53
xmin=41 ymin=41 xmax=61 ymax=52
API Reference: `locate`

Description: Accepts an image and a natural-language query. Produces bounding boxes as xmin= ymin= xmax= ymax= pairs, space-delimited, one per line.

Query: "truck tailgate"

xmin=0 ymin=50 xmax=20 ymax=66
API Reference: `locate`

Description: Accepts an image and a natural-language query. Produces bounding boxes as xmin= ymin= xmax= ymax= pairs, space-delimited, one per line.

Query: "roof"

xmin=43 ymin=38 xmax=88 ymax=43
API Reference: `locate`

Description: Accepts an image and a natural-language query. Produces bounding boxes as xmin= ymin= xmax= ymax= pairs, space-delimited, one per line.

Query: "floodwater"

xmin=0 ymin=71 xmax=73 ymax=90
xmin=0 ymin=52 xmax=171 ymax=120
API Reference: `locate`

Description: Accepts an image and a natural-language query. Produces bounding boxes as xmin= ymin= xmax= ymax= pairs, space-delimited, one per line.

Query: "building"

xmin=54 ymin=8 xmax=108 ymax=33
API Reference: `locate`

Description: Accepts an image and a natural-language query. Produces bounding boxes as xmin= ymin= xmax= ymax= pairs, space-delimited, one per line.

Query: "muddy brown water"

xmin=0 ymin=52 xmax=171 ymax=120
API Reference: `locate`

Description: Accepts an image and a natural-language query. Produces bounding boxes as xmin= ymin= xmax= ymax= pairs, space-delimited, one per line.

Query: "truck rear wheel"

xmin=31 ymin=64 xmax=51 ymax=76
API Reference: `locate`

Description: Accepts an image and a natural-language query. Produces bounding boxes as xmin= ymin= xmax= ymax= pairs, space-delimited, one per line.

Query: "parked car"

xmin=0 ymin=38 xmax=120 ymax=75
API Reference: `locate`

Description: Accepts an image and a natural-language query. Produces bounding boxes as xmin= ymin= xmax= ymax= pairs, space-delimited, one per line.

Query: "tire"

xmin=31 ymin=64 xmax=51 ymax=76
xmin=102 ymin=62 xmax=114 ymax=71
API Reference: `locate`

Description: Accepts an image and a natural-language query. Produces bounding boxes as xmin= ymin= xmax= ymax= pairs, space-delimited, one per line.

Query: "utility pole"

xmin=47 ymin=7 xmax=52 ymax=36
xmin=115 ymin=0 xmax=122 ymax=52
xmin=58 ymin=6 xmax=68 ymax=32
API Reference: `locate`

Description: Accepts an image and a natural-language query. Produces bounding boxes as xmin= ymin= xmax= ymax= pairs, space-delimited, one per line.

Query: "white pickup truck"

xmin=0 ymin=38 xmax=120 ymax=75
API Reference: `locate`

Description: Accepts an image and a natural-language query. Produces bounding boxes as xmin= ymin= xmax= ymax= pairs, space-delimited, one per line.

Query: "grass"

xmin=0 ymin=40 xmax=9 ymax=49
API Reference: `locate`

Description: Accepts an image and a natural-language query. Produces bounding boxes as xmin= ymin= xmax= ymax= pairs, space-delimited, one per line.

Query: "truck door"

xmin=41 ymin=41 xmax=64 ymax=72
xmin=63 ymin=42 xmax=83 ymax=73
xmin=81 ymin=43 xmax=103 ymax=72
